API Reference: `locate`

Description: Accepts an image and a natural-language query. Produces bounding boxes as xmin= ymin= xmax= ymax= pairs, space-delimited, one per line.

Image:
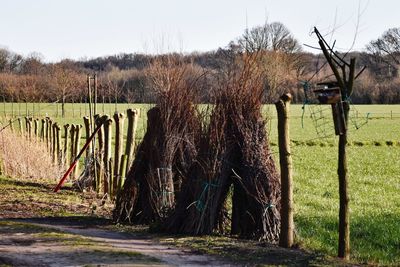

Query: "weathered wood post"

xmin=55 ymin=123 xmax=61 ymax=165
xmin=276 ymin=93 xmax=294 ymax=248
xmin=73 ymin=125 xmax=82 ymax=179
xmin=83 ymin=116 xmax=92 ymax=158
xmin=40 ymin=118 xmax=46 ymax=142
xmin=113 ymin=112 xmax=125 ymax=194
xmin=24 ymin=117 xmax=29 ymax=139
xmin=63 ymin=124 xmax=70 ymax=167
xmin=52 ymin=123 xmax=57 ymax=163
xmin=108 ymin=157 xmax=114 ymax=197
xmin=118 ymin=154 xmax=128 ymax=191
xmin=69 ymin=124 xmax=76 ymax=176
xmin=104 ymin=116 xmax=113 ymax=195
xmin=95 ymin=114 xmax=105 ymax=193
xmin=34 ymin=119 xmax=39 ymax=141
xmin=18 ymin=117 xmax=23 ymax=135
xmin=125 ymin=108 xmax=140 ymax=171
xmin=9 ymin=119 xmax=13 ymax=132
xmin=48 ymin=119 xmax=53 ymax=152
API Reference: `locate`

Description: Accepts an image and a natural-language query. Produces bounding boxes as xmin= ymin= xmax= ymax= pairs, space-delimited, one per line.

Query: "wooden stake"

xmin=276 ymin=93 xmax=294 ymax=248
xmin=125 ymin=108 xmax=139 ymax=171
xmin=113 ymin=112 xmax=125 ymax=194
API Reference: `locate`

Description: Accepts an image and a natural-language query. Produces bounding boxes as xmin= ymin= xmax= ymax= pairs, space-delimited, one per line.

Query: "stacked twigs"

xmin=113 ymin=55 xmax=202 ymax=223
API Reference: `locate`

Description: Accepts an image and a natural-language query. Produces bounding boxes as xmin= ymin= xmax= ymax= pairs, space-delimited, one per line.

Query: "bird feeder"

xmin=314 ymin=82 xmax=341 ymax=104
xmin=314 ymin=82 xmax=346 ymax=135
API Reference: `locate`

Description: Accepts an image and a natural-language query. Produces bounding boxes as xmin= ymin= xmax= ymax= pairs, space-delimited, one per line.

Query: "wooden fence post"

xmin=104 ymin=116 xmax=113 ymax=195
xmin=18 ymin=117 xmax=23 ymax=135
xmin=52 ymin=123 xmax=57 ymax=163
xmin=9 ymin=119 xmax=13 ymax=132
xmin=48 ymin=119 xmax=53 ymax=152
xmin=63 ymin=124 xmax=70 ymax=167
xmin=69 ymin=124 xmax=76 ymax=176
xmin=55 ymin=123 xmax=61 ymax=165
xmin=24 ymin=117 xmax=29 ymax=139
xmin=95 ymin=114 xmax=105 ymax=194
xmin=125 ymin=108 xmax=139 ymax=171
xmin=113 ymin=112 xmax=125 ymax=194
xmin=73 ymin=125 xmax=82 ymax=179
xmin=118 ymin=154 xmax=128 ymax=191
xmin=34 ymin=119 xmax=39 ymax=141
xmin=40 ymin=118 xmax=46 ymax=142
xmin=276 ymin=93 xmax=294 ymax=248
xmin=83 ymin=116 xmax=92 ymax=158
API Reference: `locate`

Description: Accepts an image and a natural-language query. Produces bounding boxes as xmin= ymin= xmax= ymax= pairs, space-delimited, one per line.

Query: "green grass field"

xmin=1 ymin=102 xmax=399 ymax=265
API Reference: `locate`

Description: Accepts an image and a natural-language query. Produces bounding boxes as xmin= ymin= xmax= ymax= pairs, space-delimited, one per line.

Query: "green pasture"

xmin=0 ymin=102 xmax=399 ymax=265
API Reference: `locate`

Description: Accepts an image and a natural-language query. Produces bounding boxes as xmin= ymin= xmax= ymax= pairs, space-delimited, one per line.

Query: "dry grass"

xmin=0 ymin=129 xmax=62 ymax=180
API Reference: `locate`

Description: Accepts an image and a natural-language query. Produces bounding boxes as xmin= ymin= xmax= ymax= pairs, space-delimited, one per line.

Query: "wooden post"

xmin=95 ymin=114 xmax=105 ymax=194
xmin=48 ymin=119 xmax=53 ymax=153
xmin=70 ymin=124 xmax=76 ymax=174
xmin=73 ymin=125 xmax=82 ymax=179
xmin=18 ymin=117 xmax=23 ymax=135
xmin=28 ymin=117 xmax=33 ymax=140
xmin=9 ymin=119 xmax=13 ymax=132
xmin=34 ymin=119 xmax=39 ymax=141
xmin=104 ymin=116 xmax=113 ymax=195
xmin=24 ymin=117 xmax=29 ymax=139
xmin=125 ymin=108 xmax=139 ymax=170
xmin=276 ymin=93 xmax=294 ymax=248
xmin=55 ymin=124 xmax=61 ymax=165
xmin=52 ymin=123 xmax=57 ymax=163
xmin=108 ymin=157 xmax=114 ymax=198
xmin=118 ymin=154 xmax=128 ymax=191
xmin=40 ymin=118 xmax=46 ymax=142
xmin=113 ymin=112 xmax=125 ymax=194
xmin=63 ymin=124 xmax=70 ymax=167
xmin=83 ymin=116 xmax=92 ymax=158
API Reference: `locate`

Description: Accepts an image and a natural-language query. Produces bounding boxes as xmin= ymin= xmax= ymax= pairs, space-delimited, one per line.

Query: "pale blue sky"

xmin=0 ymin=0 xmax=398 ymax=62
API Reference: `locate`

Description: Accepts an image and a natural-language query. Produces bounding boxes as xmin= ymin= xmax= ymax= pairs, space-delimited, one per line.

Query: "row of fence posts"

xmin=8 ymin=108 xmax=140 ymax=199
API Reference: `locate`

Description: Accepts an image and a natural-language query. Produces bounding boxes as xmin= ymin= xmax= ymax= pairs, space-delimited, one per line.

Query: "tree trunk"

xmin=338 ymin=102 xmax=350 ymax=259
xmin=276 ymin=93 xmax=294 ymax=248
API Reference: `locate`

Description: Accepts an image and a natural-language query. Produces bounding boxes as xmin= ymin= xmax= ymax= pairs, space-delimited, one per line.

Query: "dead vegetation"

xmin=0 ymin=128 xmax=63 ymax=180
xmin=114 ymin=51 xmax=281 ymax=242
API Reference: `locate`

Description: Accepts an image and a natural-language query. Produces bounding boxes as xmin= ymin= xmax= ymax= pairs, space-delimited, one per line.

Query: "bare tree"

xmin=50 ymin=60 xmax=83 ymax=117
xmin=366 ymin=27 xmax=400 ymax=78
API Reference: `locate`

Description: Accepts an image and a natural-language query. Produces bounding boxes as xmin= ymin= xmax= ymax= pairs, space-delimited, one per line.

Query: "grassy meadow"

xmin=0 ymin=102 xmax=399 ymax=265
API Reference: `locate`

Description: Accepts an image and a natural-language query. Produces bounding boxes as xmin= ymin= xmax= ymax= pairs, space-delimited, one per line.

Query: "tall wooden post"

xmin=113 ymin=112 xmax=125 ymax=194
xmin=73 ymin=125 xmax=82 ymax=179
xmin=125 ymin=108 xmax=139 ymax=170
xmin=276 ymin=93 xmax=294 ymax=248
xmin=18 ymin=117 xmax=23 ymax=135
xmin=70 ymin=124 xmax=76 ymax=175
xmin=104 ymin=116 xmax=113 ymax=195
xmin=34 ymin=119 xmax=39 ymax=141
xmin=63 ymin=124 xmax=70 ymax=167
xmin=83 ymin=116 xmax=92 ymax=158
xmin=52 ymin=123 xmax=57 ymax=163
xmin=95 ymin=114 xmax=105 ymax=193
xmin=55 ymin=124 xmax=61 ymax=165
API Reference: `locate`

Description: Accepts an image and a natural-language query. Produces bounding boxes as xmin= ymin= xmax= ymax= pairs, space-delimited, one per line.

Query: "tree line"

xmin=0 ymin=22 xmax=399 ymax=105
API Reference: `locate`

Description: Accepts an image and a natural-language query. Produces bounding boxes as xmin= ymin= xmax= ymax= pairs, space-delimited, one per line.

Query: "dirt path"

xmin=0 ymin=218 xmax=235 ymax=267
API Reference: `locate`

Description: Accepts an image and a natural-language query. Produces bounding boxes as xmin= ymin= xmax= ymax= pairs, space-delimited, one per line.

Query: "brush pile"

xmin=114 ymin=52 xmax=281 ymax=242
xmin=113 ymin=56 xmax=201 ymax=223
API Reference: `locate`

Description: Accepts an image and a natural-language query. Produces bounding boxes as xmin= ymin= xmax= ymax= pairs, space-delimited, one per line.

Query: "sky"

xmin=0 ymin=0 xmax=398 ymax=62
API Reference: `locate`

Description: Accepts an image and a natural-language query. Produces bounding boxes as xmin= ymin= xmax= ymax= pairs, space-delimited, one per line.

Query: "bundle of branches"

xmin=164 ymin=52 xmax=281 ymax=242
xmin=113 ymin=55 xmax=203 ymax=223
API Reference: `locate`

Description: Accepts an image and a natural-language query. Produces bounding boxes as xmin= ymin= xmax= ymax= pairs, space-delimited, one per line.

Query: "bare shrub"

xmin=0 ymin=129 xmax=62 ymax=180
